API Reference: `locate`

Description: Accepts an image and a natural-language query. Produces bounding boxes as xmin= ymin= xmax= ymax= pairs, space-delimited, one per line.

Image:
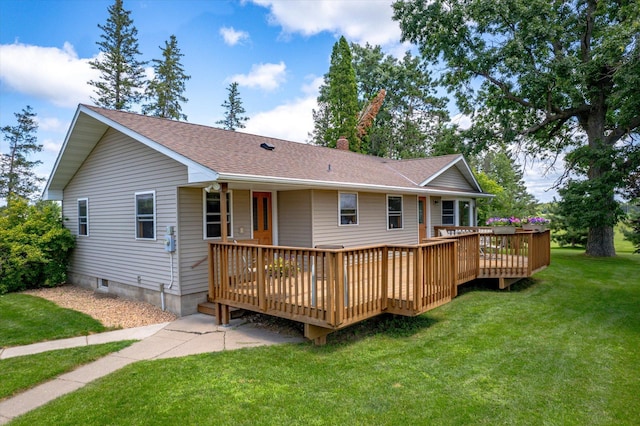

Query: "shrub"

xmin=0 ymin=197 xmax=75 ymax=294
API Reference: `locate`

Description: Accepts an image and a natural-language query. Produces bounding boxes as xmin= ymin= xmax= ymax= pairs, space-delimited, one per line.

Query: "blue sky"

xmin=0 ymin=0 xmax=558 ymax=202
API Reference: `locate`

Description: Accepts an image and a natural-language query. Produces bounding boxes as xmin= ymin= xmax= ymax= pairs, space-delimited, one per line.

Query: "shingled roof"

xmin=44 ymin=104 xmax=487 ymax=199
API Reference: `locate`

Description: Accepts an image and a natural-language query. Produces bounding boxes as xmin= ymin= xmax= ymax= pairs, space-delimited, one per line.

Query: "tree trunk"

xmin=586 ymin=226 xmax=615 ymax=257
xmin=584 ymin=97 xmax=616 ymax=257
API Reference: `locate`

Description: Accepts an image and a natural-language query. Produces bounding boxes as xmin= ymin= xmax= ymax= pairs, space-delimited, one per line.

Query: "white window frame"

xmin=338 ymin=192 xmax=359 ymax=226
xmin=135 ymin=191 xmax=156 ymax=240
xmin=387 ymin=195 xmax=404 ymax=230
xmin=203 ymin=190 xmax=233 ymax=240
xmin=77 ymin=198 xmax=89 ymax=237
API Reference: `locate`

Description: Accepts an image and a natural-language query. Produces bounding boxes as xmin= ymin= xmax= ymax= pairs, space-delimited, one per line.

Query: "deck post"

xmin=257 ymin=246 xmax=266 ymax=312
xmin=304 ymin=324 xmax=333 ymax=346
xmin=220 ymin=183 xmax=228 ymax=243
xmin=415 ymin=246 xmax=423 ymax=313
xmin=474 ymin=233 xmax=481 ymax=278
xmin=527 ymin=233 xmax=533 ymax=276
xmin=207 ymin=243 xmax=215 ymax=302
xmin=335 ymin=251 xmax=344 ymax=326
xmin=452 ymin=240 xmax=458 ymax=298
xmin=221 ymin=244 xmax=229 ymax=299
xmin=381 ymin=245 xmax=388 ymax=311
xmin=327 ymin=252 xmax=336 ymax=326
xmin=214 ymin=302 xmax=230 ymax=325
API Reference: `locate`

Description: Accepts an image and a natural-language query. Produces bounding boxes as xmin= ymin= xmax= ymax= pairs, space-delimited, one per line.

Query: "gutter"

xmin=215 ymin=172 xmax=495 ymax=198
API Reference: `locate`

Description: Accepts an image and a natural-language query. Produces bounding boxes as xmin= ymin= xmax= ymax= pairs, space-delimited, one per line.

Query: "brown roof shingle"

xmin=84 ymin=105 xmax=476 ymax=191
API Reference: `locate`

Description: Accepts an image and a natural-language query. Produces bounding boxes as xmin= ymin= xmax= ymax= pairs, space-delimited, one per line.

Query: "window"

xmin=204 ymin=191 xmax=232 ymax=238
xmin=459 ymin=201 xmax=471 ymax=226
xmin=442 ymin=200 xmax=455 ymax=225
xmin=135 ymin=192 xmax=155 ymax=239
xmin=387 ymin=195 xmax=403 ymax=229
xmin=78 ymin=198 xmax=88 ymax=236
xmin=339 ymin=193 xmax=358 ymax=225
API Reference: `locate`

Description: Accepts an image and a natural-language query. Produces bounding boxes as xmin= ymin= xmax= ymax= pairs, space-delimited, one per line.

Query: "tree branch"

xmin=522 ymin=105 xmax=591 ymax=135
xmin=581 ymin=0 xmax=596 ymax=63
xmin=477 ymin=72 xmax=533 ymax=109
xmin=604 ymin=115 xmax=640 ymax=146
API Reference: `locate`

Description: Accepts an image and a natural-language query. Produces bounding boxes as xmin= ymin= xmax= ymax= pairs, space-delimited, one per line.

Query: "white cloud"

xmin=450 ymin=113 xmax=472 ymax=130
xmin=220 ymin=26 xmax=250 ymax=46
xmin=36 ymin=116 xmax=67 ymax=133
xmin=0 ymin=42 xmax=98 ymax=107
xmin=42 ymin=138 xmax=63 ymax=153
xmin=243 ymin=96 xmax=317 ymax=143
xmin=249 ymin=0 xmax=402 ymax=47
xmin=242 ymin=74 xmax=320 ymax=142
xmin=301 ymin=75 xmax=323 ymax=96
xmin=231 ymin=62 xmax=287 ymax=91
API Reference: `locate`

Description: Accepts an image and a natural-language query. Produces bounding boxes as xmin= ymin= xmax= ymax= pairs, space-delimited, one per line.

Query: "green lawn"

xmin=0 ymin=294 xmax=108 ymax=348
xmin=10 ymin=248 xmax=640 ymax=425
xmin=0 ymin=341 xmax=134 ymax=400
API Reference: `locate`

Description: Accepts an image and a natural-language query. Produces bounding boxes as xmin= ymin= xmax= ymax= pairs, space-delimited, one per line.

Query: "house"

xmin=44 ymin=104 xmax=492 ymax=316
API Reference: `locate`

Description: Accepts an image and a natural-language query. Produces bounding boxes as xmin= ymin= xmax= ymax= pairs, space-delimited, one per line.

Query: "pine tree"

xmin=310 ymin=36 xmax=359 ymax=151
xmin=0 ymin=106 xmax=43 ymax=202
xmin=89 ymin=0 xmax=146 ymax=111
xmin=143 ymin=35 xmax=190 ymax=120
xmin=216 ymin=82 xmax=249 ymax=131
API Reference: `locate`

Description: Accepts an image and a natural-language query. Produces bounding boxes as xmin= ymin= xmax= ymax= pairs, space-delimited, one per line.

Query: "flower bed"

xmin=486 ymin=216 xmax=550 ymax=233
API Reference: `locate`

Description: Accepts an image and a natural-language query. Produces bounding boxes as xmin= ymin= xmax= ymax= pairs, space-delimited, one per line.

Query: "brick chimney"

xmin=336 ymin=136 xmax=349 ymax=151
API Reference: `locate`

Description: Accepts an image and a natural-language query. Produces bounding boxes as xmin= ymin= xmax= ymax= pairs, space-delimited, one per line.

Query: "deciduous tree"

xmin=394 ymin=0 xmax=640 ymax=256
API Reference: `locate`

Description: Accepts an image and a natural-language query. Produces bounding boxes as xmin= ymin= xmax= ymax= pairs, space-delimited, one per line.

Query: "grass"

xmin=615 ymin=225 xmax=636 ymax=254
xmin=10 ymin=248 xmax=640 ymax=425
xmin=0 ymin=293 xmax=108 ymax=348
xmin=0 ymin=341 xmax=134 ymax=400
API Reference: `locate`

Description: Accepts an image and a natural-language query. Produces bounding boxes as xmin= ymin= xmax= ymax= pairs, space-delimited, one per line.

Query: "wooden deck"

xmin=208 ymin=228 xmax=550 ymax=344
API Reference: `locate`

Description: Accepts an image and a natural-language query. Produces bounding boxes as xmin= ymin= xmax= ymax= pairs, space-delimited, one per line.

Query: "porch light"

xmin=205 ymin=182 xmax=221 ymax=193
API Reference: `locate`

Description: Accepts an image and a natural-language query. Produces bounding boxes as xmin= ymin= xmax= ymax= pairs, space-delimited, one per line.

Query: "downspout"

xmin=161 ymin=251 xmax=175 ymax=311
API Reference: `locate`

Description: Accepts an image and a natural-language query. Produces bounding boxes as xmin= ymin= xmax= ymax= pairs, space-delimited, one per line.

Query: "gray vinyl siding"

xmin=312 ymin=190 xmax=418 ymax=247
xmin=176 ymin=187 xmax=207 ymax=295
xmin=278 ymin=190 xmax=312 ymax=247
xmin=63 ymin=128 xmax=186 ymax=295
xmin=232 ymin=190 xmax=251 ymax=241
xmin=178 ymin=188 xmax=252 ymax=295
xmin=430 ymin=197 xmax=442 ymax=236
xmin=430 ymin=167 xmax=474 ymax=190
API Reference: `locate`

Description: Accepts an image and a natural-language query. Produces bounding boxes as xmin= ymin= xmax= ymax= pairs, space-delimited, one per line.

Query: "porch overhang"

xmin=216 ymin=172 xmax=494 ymax=198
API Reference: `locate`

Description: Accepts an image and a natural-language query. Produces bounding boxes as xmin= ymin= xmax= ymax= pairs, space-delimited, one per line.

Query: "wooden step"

xmin=197 ymin=302 xmax=245 ymax=319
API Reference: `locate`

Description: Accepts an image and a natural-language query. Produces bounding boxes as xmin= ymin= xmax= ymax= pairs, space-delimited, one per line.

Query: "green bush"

xmin=0 ymin=196 xmax=75 ymax=294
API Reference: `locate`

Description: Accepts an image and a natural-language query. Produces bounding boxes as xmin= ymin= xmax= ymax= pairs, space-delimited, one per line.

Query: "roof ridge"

xmin=82 ymin=104 xmax=402 ymax=162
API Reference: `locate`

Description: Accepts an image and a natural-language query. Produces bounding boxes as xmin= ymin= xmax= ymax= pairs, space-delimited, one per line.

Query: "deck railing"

xmin=208 ymin=240 xmax=457 ymax=331
xmin=434 ymin=226 xmax=551 ymax=279
xmin=209 ymin=229 xmax=551 ymax=343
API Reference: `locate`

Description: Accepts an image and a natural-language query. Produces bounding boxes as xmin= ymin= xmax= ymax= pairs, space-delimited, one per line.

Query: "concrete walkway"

xmin=0 ymin=314 xmax=304 ymax=424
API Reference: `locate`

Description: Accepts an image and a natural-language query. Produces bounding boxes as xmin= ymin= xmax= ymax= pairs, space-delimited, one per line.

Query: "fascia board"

xmin=218 ymin=172 xmax=494 ymax=198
